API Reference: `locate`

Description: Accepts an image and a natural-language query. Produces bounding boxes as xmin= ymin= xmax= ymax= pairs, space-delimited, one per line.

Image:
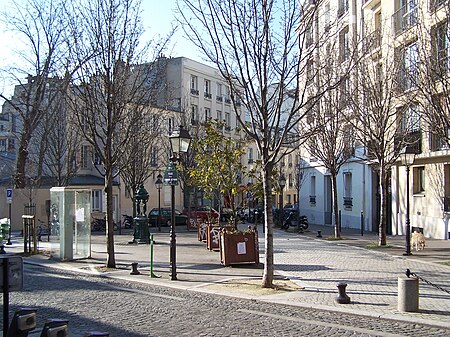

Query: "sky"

xmin=0 ymin=0 xmax=204 ymax=100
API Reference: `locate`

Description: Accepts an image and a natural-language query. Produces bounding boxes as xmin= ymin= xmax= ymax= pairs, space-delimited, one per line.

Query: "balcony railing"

xmin=394 ymin=130 xmax=422 ymax=154
xmin=190 ymin=88 xmax=199 ymax=95
xmin=363 ymin=28 xmax=381 ymax=54
xmin=392 ymin=3 xmax=418 ymax=35
xmin=204 ymin=92 xmax=212 ymax=99
xmin=343 ymin=197 xmax=353 ymax=208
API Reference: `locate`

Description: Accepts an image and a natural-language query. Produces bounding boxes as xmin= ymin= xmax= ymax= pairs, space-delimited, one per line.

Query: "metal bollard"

xmin=398 ymin=270 xmax=419 ymax=312
xmin=316 ymin=230 xmax=322 ymax=238
xmin=6 ymin=308 xmax=37 ymax=337
xmin=130 ymin=262 xmax=140 ymax=275
xmin=335 ymin=282 xmax=351 ymax=304
xmin=39 ymin=319 xmax=68 ymax=337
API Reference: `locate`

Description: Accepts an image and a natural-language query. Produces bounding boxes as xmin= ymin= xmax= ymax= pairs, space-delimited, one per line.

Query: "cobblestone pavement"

xmin=2 ymin=224 xmax=450 ymax=336
xmin=270 ymin=229 xmax=450 ymax=328
xmin=7 ymin=264 xmax=450 ymax=337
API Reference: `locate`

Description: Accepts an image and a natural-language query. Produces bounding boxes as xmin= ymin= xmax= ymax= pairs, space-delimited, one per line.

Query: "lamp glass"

xmin=155 ymin=174 xmax=163 ymax=189
xmin=169 ymin=126 xmax=192 ymax=155
xmin=402 ymin=151 xmax=416 ymax=166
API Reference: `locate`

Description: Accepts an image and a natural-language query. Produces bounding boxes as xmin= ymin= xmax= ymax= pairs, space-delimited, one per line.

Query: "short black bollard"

xmin=130 ymin=262 xmax=140 ymax=275
xmin=335 ymin=282 xmax=351 ymax=304
xmin=316 ymin=230 xmax=322 ymax=238
xmin=6 ymin=308 xmax=37 ymax=337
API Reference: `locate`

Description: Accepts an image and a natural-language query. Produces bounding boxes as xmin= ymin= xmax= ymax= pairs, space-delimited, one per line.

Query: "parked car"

xmin=183 ymin=206 xmax=219 ymax=221
xmin=148 ymin=208 xmax=188 ymax=227
xmin=220 ymin=208 xmax=234 ymax=222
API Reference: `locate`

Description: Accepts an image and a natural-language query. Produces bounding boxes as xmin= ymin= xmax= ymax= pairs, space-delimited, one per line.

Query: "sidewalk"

xmin=5 ymin=223 xmax=450 ymax=329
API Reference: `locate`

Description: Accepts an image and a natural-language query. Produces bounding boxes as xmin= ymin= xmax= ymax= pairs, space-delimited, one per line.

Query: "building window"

xmin=0 ymin=139 xmax=5 ymax=151
xmin=339 ymin=26 xmax=350 ymax=62
xmin=343 ymin=172 xmax=353 ymax=208
xmin=150 ymin=147 xmax=158 ymax=167
xmin=338 ymin=0 xmax=349 ymax=18
xmin=310 ymin=175 xmax=316 ymax=205
xmin=323 ymin=2 xmax=331 ymax=32
xmin=401 ymin=103 xmax=420 ymax=133
xmin=401 ymin=42 xmax=418 ymax=90
xmin=168 ymin=117 xmax=174 ymax=134
xmin=92 ymin=190 xmax=102 ymax=212
xmin=393 ymin=0 xmax=417 ymax=34
xmin=288 ymin=173 xmax=293 ymax=187
xmin=225 ymin=112 xmax=231 ymax=131
xmin=191 ymin=105 xmax=198 ymax=125
xmin=190 ymin=75 xmax=198 ymax=95
xmin=216 ymin=110 xmax=222 ymax=124
xmin=80 ymin=145 xmax=90 ymax=169
xmin=248 ymin=148 xmax=254 ymax=164
xmin=204 ymin=107 xmax=210 ymax=121
xmin=216 ymin=83 xmax=223 ymax=101
xmin=413 ymin=166 xmax=425 ymax=194
xmin=434 ymin=21 xmax=450 ymax=74
xmin=204 ymin=79 xmax=211 ymax=99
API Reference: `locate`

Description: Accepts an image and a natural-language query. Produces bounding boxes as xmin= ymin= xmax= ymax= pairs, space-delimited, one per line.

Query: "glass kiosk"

xmin=49 ymin=187 xmax=91 ymax=260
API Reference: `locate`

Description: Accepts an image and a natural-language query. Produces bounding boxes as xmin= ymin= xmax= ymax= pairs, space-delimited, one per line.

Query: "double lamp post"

xmin=401 ymin=146 xmax=417 ymax=256
xmin=165 ymin=126 xmax=191 ymax=281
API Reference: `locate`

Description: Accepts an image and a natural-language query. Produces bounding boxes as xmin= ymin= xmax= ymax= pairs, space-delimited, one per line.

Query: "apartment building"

xmin=298 ymin=0 xmax=450 ymax=239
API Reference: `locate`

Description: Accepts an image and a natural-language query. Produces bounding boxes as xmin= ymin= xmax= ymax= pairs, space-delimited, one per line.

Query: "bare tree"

xmin=177 ymin=0 xmax=338 ymax=288
xmin=0 ymin=0 xmax=73 ymax=188
xmin=305 ymin=40 xmax=355 ymax=239
xmin=68 ymin=0 xmax=170 ymax=268
xmin=349 ymin=23 xmax=417 ymax=246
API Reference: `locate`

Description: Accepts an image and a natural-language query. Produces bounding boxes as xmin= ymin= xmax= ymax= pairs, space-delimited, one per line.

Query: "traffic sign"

xmin=164 ymin=162 xmax=178 ymax=186
xmin=6 ymin=189 xmax=12 ymax=204
xmin=0 ymin=256 xmax=23 ymax=291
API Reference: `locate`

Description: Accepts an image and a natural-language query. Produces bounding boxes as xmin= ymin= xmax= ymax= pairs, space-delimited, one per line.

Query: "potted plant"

xmin=219 ymin=226 xmax=259 ymax=266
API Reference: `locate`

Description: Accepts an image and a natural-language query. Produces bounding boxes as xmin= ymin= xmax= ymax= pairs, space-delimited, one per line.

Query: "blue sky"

xmin=0 ymin=0 xmax=204 ymax=99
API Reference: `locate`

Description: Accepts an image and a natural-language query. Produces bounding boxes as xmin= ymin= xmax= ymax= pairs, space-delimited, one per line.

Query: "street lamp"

xmin=155 ymin=174 xmax=163 ymax=232
xmin=279 ymin=174 xmax=286 ymax=224
xmin=167 ymin=125 xmax=191 ymax=280
xmin=401 ymin=147 xmax=417 ymax=256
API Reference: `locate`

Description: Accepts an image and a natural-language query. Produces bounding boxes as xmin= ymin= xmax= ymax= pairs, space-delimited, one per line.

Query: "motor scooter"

xmin=282 ymin=211 xmax=308 ymax=231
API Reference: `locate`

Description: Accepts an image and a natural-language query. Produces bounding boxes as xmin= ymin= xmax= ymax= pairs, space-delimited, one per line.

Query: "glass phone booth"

xmin=49 ymin=187 xmax=91 ymax=260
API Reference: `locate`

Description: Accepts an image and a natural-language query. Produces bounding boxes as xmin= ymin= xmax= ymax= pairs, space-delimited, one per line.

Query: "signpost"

xmin=5 ymin=189 xmax=12 ymax=245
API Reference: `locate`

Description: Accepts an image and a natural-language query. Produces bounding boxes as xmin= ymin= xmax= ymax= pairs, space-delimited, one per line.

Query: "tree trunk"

xmin=378 ymin=169 xmax=387 ymax=246
xmin=105 ymin=168 xmax=116 ymax=268
xmin=331 ymin=173 xmax=340 ymax=238
xmin=15 ymin=123 xmax=32 ymax=188
xmin=261 ymin=164 xmax=274 ymax=288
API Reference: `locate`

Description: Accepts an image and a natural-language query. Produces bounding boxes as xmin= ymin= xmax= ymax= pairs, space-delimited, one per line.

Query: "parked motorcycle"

xmin=281 ymin=211 xmax=308 ymax=231
xmin=121 ymin=214 xmax=134 ymax=229
xmin=91 ymin=217 xmax=118 ymax=232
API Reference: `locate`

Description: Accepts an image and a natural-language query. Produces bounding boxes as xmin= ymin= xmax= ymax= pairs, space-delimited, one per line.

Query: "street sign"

xmin=164 ymin=162 xmax=178 ymax=186
xmin=6 ymin=189 xmax=12 ymax=204
xmin=0 ymin=256 xmax=23 ymax=291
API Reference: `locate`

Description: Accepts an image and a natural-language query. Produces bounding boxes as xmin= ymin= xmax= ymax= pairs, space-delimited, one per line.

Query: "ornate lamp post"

xmin=155 ymin=174 xmax=163 ymax=232
xmin=401 ymin=147 xmax=416 ymax=256
xmin=279 ymin=174 xmax=286 ymax=224
xmin=166 ymin=125 xmax=191 ymax=280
